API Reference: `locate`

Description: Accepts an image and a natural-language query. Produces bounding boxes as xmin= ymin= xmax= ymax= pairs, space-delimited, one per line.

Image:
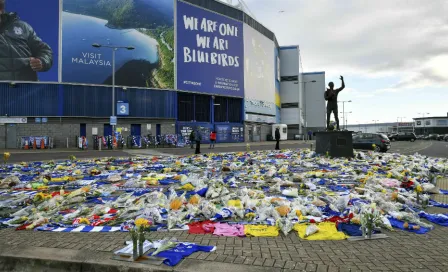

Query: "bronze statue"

xmin=324 ymin=76 xmax=345 ymax=130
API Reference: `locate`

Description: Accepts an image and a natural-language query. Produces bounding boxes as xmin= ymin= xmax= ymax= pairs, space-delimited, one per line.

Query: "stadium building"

xmin=0 ymin=0 xmax=325 ymax=149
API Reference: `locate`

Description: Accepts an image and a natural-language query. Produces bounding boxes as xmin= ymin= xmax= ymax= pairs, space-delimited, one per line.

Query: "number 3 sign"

xmin=117 ymin=102 xmax=129 ymax=116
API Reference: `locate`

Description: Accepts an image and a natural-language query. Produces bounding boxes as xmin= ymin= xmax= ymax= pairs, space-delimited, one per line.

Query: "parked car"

xmin=444 ymin=135 xmax=448 ymax=142
xmin=436 ymin=134 xmax=445 ymax=141
xmin=388 ymin=132 xmax=417 ymax=142
xmin=428 ymin=134 xmax=439 ymax=140
xmin=416 ymin=135 xmax=425 ymax=140
xmin=353 ymin=133 xmax=391 ymax=152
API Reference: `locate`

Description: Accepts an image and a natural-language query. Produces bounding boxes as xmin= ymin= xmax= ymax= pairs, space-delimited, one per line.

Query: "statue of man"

xmin=324 ymin=76 xmax=345 ymax=130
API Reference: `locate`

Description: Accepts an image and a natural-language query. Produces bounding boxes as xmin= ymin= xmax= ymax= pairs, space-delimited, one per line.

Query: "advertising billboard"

xmin=176 ymin=0 xmax=244 ymax=97
xmin=61 ymin=0 xmax=174 ymax=88
xmin=2 ymin=0 xmax=59 ymax=82
xmin=243 ymin=24 xmax=275 ymax=116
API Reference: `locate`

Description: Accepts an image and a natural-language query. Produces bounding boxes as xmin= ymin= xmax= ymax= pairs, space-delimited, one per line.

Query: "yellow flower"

xmin=170 ymin=198 xmax=183 ymax=210
xmin=33 ymin=192 xmax=51 ymax=202
xmin=188 ymin=195 xmax=200 ymax=205
xmin=135 ymin=218 xmax=150 ymax=228
xmin=180 ymin=183 xmax=195 ymax=191
xmin=245 ymin=212 xmax=256 ymax=219
xmin=3 ymin=152 xmax=11 ymax=162
xmin=415 ymin=185 xmax=423 ymax=193
xmin=228 ymin=200 xmax=243 ymax=209
xmin=391 ymin=191 xmax=398 ymax=201
xmin=276 ymin=205 xmax=291 ymax=217
xmin=372 ymin=144 xmax=376 ymax=150
xmin=79 ymin=218 xmax=90 ymax=225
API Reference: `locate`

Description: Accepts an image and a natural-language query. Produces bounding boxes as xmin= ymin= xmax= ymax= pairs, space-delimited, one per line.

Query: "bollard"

xmin=310 ymin=143 xmax=313 ymax=151
xmin=99 ymin=137 xmax=102 ymax=151
xmin=66 ymin=138 xmax=69 ymax=148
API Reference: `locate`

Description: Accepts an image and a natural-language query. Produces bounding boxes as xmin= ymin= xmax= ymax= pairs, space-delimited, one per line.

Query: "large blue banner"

xmin=176 ymin=1 xmax=244 ymax=97
xmin=4 ymin=0 xmax=59 ymax=82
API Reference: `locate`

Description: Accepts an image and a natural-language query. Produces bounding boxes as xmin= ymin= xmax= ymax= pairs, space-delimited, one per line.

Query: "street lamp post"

xmin=418 ymin=112 xmax=430 ymax=135
xmin=340 ymin=111 xmax=352 ymax=130
xmin=338 ymin=100 xmax=352 ymax=130
xmin=372 ymin=119 xmax=379 ymax=133
xmin=92 ymin=43 xmax=135 ymax=137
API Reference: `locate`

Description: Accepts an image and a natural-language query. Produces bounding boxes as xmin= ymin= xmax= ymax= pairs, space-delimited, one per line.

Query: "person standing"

xmin=195 ymin=128 xmax=202 ymax=154
xmin=0 ymin=0 xmax=53 ymax=81
xmin=209 ymin=131 xmax=216 ymax=149
xmin=275 ymin=127 xmax=280 ymax=150
xmin=189 ymin=130 xmax=195 ymax=149
xmin=324 ymin=76 xmax=345 ymax=130
xmin=308 ymin=130 xmax=312 ymax=141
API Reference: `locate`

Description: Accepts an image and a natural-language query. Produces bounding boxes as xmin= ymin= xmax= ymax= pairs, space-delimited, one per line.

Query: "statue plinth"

xmin=314 ymin=131 xmax=354 ymax=158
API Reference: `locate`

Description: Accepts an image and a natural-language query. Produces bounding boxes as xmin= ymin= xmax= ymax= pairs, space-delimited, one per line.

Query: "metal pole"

xmin=303 ymin=82 xmax=306 ymax=133
xmin=111 ymin=49 xmax=116 ymax=149
xmin=112 ymin=48 xmax=116 ymax=130
xmin=342 ymin=102 xmax=345 ymax=130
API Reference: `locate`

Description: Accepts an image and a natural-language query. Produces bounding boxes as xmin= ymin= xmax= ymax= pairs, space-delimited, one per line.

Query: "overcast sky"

xmin=242 ymin=0 xmax=448 ymax=124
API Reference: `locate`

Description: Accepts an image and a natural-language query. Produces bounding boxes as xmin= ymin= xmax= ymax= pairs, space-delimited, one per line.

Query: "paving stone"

xmin=263 ymin=258 xmax=275 ymax=267
xmin=214 ymin=255 xmax=227 ymax=262
xmin=223 ymin=255 xmax=236 ymax=263
xmin=243 ymin=256 xmax=256 ymax=265
xmin=205 ymin=254 xmax=218 ymax=261
xmin=306 ymin=263 xmax=318 ymax=272
xmin=233 ymin=256 xmax=246 ymax=264
xmin=197 ymin=252 xmax=210 ymax=260
xmin=253 ymin=257 xmax=266 ymax=266
xmin=316 ymin=264 xmax=329 ymax=272
xmin=273 ymin=259 xmax=286 ymax=268
xmin=284 ymin=261 xmax=296 ymax=270
xmin=295 ymin=263 xmax=307 ymax=271
xmin=327 ymin=265 xmax=339 ymax=272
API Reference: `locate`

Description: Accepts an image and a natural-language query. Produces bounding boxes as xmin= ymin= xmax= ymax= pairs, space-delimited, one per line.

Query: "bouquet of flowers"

xmin=360 ymin=203 xmax=383 ymax=238
xmin=128 ymin=218 xmax=152 ymax=260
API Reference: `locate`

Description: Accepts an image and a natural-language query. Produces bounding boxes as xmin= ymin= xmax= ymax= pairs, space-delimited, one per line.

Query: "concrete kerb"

xmin=0 ymin=243 xmax=280 ymax=272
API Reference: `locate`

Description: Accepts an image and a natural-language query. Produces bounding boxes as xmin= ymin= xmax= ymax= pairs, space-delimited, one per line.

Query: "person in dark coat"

xmin=308 ymin=130 xmax=313 ymax=141
xmin=189 ymin=130 xmax=195 ymax=149
xmin=0 ymin=0 xmax=53 ymax=81
xmin=194 ymin=128 xmax=202 ymax=154
xmin=275 ymin=128 xmax=281 ymax=150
